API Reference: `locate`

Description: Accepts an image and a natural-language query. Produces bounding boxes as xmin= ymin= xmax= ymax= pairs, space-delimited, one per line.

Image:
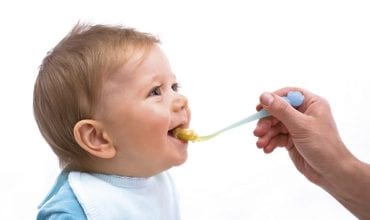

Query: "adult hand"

xmin=253 ymin=87 xmax=370 ymax=219
xmin=254 ymin=87 xmax=351 ymax=184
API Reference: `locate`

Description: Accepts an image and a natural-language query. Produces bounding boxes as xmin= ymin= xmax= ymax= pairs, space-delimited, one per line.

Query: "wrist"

xmin=321 ymin=155 xmax=370 ymax=219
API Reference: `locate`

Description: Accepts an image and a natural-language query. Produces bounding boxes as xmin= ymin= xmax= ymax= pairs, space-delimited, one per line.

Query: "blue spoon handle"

xmin=209 ymin=91 xmax=304 ymax=136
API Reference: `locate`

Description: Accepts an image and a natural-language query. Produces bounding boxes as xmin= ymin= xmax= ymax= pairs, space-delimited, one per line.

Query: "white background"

xmin=1 ymin=0 xmax=369 ymax=219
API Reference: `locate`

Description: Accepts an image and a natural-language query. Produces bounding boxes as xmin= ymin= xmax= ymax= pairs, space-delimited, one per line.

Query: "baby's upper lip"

xmin=169 ymin=120 xmax=189 ymax=132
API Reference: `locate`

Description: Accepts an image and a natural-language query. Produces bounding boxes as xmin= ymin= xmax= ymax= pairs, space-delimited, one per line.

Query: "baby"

xmin=34 ymin=23 xmax=190 ymax=219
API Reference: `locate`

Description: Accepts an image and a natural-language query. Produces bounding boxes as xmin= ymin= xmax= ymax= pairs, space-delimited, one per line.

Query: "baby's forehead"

xmin=102 ymin=46 xmax=145 ymax=77
xmin=99 ymin=44 xmax=167 ymax=92
xmin=99 ymin=56 xmax=144 ymax=97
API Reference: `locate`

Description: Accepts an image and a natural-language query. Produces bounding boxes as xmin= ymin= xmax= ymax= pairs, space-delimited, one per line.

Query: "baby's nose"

xmin=172 ymin=94 xmax=188 ymax=112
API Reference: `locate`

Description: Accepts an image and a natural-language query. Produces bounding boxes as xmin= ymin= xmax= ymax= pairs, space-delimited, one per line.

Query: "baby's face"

xmin=95 ymin=45 xmax=190 ymax=177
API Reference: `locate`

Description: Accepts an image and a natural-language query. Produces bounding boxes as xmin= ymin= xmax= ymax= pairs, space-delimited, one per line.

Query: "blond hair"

xmin=33 ymin=23 xmax=159 ymax=170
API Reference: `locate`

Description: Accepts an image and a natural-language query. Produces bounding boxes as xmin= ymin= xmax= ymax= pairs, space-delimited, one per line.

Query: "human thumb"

xmin=260 ymin=92 xmax=304 ymax=130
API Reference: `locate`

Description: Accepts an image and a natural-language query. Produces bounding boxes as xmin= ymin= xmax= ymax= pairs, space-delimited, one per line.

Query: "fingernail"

xmin=261 ymin=92 xmax=274 ymax=106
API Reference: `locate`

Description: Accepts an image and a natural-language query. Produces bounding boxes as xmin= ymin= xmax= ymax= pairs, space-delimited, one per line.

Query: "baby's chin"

xmin=161 ymin=153 xmax=188 ymax=171
xmin=171 ymin=151 xmax=188 ymax=167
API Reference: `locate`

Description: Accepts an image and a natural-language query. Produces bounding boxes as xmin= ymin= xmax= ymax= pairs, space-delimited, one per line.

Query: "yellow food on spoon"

xmin=173 ymin=128 xmax=199 ymax=142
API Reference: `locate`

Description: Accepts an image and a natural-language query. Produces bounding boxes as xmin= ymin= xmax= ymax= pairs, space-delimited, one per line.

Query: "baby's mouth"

xmin=168 ymin=125 xmax=188 ymax=140
xmin=168 ymin=125 xmax=199 ymax=142
xmin=168 ymin=126 xmax=181 ymax=138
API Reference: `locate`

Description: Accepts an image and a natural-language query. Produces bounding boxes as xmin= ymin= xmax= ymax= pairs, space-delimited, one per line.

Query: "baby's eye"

xmin=171 ymin=83 xmax=180 ymax=92
xmin=149 ymin=86 xmax=162 ymax=96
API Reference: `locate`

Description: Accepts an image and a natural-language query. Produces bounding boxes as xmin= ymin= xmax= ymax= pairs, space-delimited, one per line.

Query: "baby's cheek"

xmin=145 ymin=112 xmax=169 ymax=132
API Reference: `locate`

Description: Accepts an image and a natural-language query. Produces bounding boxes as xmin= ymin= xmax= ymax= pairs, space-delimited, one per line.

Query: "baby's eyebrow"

xmin=136 ymin=77 xmax=159 ymax=94
xmin=138 ymin=72 xmax=177 ymax=90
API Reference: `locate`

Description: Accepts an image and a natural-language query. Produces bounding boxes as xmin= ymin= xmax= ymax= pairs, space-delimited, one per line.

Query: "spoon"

xmin=173 ymin=91 xmax=304 ymax=142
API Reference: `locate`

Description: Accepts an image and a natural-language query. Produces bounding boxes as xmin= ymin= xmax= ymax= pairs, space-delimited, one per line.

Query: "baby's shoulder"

xmin=37 ymin=180 xmax=86 ymax=220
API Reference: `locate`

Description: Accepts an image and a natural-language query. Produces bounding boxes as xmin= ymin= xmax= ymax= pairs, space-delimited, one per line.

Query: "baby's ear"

xmin=73 ymin=119 xmax=116 ymax=159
